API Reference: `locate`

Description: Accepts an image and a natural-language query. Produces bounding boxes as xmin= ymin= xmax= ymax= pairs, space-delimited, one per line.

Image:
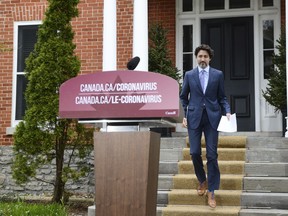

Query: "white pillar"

xmin=103 ymin=0 xmax=117 ymax=71
xmin=133 ymin=0 xmax=148 ymax=71
xmin=285 ymin=0 xmax=288 ymax=137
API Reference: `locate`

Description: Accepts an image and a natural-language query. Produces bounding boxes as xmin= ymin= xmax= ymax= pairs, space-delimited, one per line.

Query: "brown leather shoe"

xmin=207 ymin=191 xmax=216 ymax=208
xmin=197 ymin=181 xmax=207 ymax=196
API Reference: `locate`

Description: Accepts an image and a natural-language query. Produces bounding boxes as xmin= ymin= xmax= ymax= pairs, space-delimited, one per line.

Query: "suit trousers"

xmin=187 ymin=109 xmax=220 ymax=191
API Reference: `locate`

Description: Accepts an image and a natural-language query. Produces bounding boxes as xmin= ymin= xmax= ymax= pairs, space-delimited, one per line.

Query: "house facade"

xmin=0 ymin=0 xmax=286 ymax=147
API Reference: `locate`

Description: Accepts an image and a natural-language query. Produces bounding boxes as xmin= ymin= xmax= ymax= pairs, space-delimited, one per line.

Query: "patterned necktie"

xmin=200 ymin=70 xmax=205 ymax=93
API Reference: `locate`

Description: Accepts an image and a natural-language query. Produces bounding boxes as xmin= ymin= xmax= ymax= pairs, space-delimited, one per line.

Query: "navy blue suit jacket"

xmin=180 ymin=67 xmax=231 ymax=130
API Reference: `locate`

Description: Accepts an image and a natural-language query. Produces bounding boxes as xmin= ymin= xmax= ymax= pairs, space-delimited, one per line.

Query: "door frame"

xmin=176 ymin=0 xmax=281 ymax=132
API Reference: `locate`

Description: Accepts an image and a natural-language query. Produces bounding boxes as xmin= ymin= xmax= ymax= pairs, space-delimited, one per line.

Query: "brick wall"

xmin=73 ymin=0 xmax=103 ymax=74
xmin=117 ymin=0 xmax=134 ymax=70
xmin=0 ymin=0 xmax=176 ymax=146
xmin=0 ymin=0 xmax=104 ymax=146
xmin=0 ymin=1 xmax=45 ymax=146
xmin=148 ymin=0 xmax=176 ymax=65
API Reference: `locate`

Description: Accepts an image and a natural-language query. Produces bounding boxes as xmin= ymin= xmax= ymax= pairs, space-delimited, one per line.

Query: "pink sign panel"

xmin=59 ymin=70 xmax=179 ymax=119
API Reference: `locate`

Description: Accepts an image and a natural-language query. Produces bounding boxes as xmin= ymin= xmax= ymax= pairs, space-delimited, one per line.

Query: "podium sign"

xmin=59 ymin=70 xmax=179 ymax=119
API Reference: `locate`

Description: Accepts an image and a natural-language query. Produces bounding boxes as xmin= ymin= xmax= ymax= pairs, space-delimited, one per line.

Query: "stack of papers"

xmin=217 ymin=113 xmax=237 ymax=132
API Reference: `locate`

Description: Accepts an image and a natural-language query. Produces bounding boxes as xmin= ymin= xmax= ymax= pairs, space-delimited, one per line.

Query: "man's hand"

xmin=182 ymin=118 xmax=187 ymax=128
xmin=226 ymin=113 xmax=231 ymax=120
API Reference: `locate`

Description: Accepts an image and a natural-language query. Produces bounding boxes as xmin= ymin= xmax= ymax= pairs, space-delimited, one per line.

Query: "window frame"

xmin=176 ymin=19 xmax=196 ymax=84
xmin=11 ymin=21 xmax=41 ymax=128
xmin=259 ymin=14 xmax=280 ymax=117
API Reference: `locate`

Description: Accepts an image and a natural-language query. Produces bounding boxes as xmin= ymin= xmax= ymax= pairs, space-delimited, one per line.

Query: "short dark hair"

xmin=194 ymin=44 xmax=214 ymax=59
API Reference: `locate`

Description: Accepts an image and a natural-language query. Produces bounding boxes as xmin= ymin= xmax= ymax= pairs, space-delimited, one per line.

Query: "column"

xmin=133 ymin=0 xmax=148 ymax=71
xmin=103 ymin=0 xmax=117 ymax=71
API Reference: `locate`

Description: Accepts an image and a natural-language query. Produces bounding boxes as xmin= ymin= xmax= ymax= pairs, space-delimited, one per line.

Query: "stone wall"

xmin=0 ymin=146 xmax=95 ymax=198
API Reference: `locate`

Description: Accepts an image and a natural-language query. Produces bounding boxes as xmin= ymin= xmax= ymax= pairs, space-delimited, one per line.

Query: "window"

xmin=13 ymin=22 xmax=40 ymax=125
xmin=262 ymin=20 xmax=274 ymax=79
xmin=182 ymin=25 xmax=193 ymax=76
xmin=204 ymin=0 xmax=224 ymax=10
xmin=203 ymin=0 xmax=252 ymax=11
xmin=183 ymin=0 xmax=193 ymax=12
xmin=262 ymin=0 xmax=273 ymax=7
xmin=229 ymin=0 xmax=250 ymax=9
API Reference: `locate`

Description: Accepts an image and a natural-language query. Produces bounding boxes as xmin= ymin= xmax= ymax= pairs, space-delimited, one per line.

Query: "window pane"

xmin=263 ymin=0 xmax=273 ymax=7
xmin=263 ymin=20 xmax=274 ymax=79
xmin=17 ymin=25 xmax=38 ymax=72
xmin=204 ymin=0 xmax=224 ymax=11
xmin=183 ymin=0 xmax=193 ymax=12
xmin=183 ymin=25 xmax=193 ymax=52
xmin=263 ymin=20 xmax=274 ymax=49
xmin=16 ymin=75 xmax=28 ymax=120
xmin=229 ymin=0 xmax=250 ymax=9
xmin=264 ymin=50 xmax=274 ymax=79
xmin=182 ymin=24 xmax=193 ymax=76
xmin=183 ymin=54 xmax=193 ymax=76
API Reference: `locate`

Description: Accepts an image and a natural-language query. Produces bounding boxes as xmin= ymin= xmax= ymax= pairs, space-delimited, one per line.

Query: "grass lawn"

xmin=0 ymin=201 xmax=68 ymax=216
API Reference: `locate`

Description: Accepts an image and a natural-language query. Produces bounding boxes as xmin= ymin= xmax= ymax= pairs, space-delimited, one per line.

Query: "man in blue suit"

xmin=180 ymin=44 xmax=231 ymax=208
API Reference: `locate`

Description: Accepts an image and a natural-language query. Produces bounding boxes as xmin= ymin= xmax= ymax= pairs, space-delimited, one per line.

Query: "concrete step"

xmin=239 ymin=208 xmax=288 ymax=216
xmin=158 ymin=174 xmax=173 ymax=190
xmin=159 ymin=205 xmax=240 ymax=216
xmin=245 ymin=162 xmax=288 ymax=176
xmin=246 ymin=137 xmax=288 ymax=149
xmin=160 ymin=137 xmax=186 ymax=149
xmin=246 ymin=149 xmax=288 ymax=162
xmin=160 ymin=148 xmax=183 ymax=161
xmin=241 ymin=192 xmax=288 ymax=209
xmin=157 ymin=190 xmax=169 ymax=205
xmin=178 ymin=160 xmax=244 ymax=174
xmin=243 ymin=177 xmax=288 ymax=192
xmin=182 ymin=147 xmax=246 ymax=161
xmin=219 ymin=132 xmax=282 ymax=137
xmin=171 ymin=131 xmax=188 ymax=137
xmin=159 ymin=161 xmax=178 ymax=174
xmin=87 ymin=191 xmax=169 ymax=213
xmin=173 ymin=174 xmax=243 ymax=190
xmin=168 ymin=189 xmax=241 ymax=206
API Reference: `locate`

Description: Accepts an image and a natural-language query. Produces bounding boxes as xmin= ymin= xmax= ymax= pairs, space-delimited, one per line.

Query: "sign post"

xmin=59 ymin=70 xmax=179 ymax=216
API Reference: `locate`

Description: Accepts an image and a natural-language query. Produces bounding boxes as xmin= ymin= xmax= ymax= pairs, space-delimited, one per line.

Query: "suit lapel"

xmin=206 ymin=68 xmax=214 ymax=94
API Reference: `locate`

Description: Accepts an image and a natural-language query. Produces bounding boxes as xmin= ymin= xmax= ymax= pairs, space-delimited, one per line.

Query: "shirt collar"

xmin=198 ymin=66 xmax=210 ymax=73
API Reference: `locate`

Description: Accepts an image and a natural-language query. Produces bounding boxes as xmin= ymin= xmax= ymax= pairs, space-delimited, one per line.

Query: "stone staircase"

xmin=240 ymin=136 xmax=288 ymax=216
xmin=157 ymin=137 xmax=186 ymax=207
xmin=157 ymin=135 xmax=246 ymax=216
xmin=88 ymin=132 xmax=288 ymax=216
xmin=157 ymin=133 xmax=288 ymax=216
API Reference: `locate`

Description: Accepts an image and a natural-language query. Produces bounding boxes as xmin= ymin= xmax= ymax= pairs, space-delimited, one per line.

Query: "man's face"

xmin=196 ymin=50 xmax=211 ymax=69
